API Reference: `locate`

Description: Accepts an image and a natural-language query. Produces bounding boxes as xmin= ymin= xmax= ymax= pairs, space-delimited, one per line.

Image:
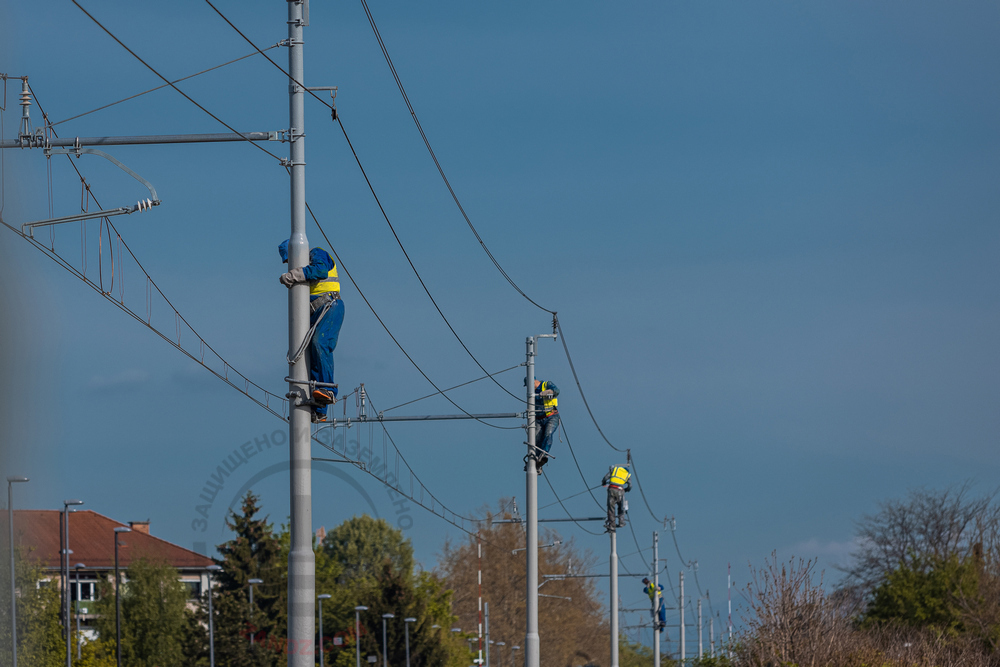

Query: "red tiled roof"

xmin=7 ymin=510 xmax=213 ymax=571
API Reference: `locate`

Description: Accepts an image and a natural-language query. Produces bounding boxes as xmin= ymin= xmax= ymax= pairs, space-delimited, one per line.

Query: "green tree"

xmin=862 ymin=555 xmax=978 ymax=634
xmin=92 ymin=557 xmax=188 ymax=667
xmin=0 ymin=549 xmax=64 ymax=667
xmin=211 ymin=491 xmax=286 ymax=667
xmin=321 ymin=515 xmax=414 ymax=581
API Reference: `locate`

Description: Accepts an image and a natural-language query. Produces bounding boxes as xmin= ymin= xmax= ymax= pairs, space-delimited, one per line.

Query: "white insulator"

xmin=19 ymin=92 xmax=31 ymax=107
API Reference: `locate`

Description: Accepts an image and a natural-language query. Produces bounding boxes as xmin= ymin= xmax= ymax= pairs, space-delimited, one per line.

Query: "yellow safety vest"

xmin=540 ymin=381 xmax=558 ymax=411
xmin=309 ymin=254 xmax=340 ymax=295
xmin=609 ymin=466 xmax=630 ymax=486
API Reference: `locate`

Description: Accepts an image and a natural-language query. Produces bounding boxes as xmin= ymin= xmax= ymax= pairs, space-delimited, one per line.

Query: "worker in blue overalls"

xmin=642 ymin=577 xmax=667 ymax=632
xmin=279 ymin=239 xmax=345 ymax=423
xmin=531 ymin=378 xmax=560 ymax=472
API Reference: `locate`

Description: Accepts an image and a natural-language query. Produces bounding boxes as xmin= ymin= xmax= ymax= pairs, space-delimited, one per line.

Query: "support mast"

xmin=653 ymin=532 xmax=660 ymax=667
xmin=524 ymin=337 xmax=539 ymax=667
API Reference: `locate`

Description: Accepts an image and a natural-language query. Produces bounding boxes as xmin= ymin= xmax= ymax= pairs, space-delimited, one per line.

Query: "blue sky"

xmin=2 ymin=0 xmax=999 ymax=651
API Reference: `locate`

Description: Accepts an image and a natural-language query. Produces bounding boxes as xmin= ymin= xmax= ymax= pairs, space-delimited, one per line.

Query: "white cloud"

xmin=87 ymin=369 xmax=149 ymax=390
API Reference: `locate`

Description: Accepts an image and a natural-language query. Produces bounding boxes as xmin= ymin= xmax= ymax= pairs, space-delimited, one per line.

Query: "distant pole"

xmin=679 ymin=571 xmax=685 ymax=664
xmin=478 ymin=534 xmax=483 ymax=666
xmin=403 ymin=617 xmax=416 ymax=667
xmin=285 ymin=0 xmax=316 ymax=664
xmin=524 ymin=336 xmax=539 ymax=667
xmin=354 ymin=606 xmax=368 ymax=667
xmin=7 ymin=476 xmax=28 ymax=667
xmin=248 ymin=578 xmax=263 ymax=646
xmin=610 ymin=529 xmax=618 ymax=667
xmin=709 ymin=617 xmax=714 ymax=658
xmin=206 ymin=564 xmax=222 ymax=667
xmin=74 ymin=564 xmax=85 ymax=659
xmin=652 ymin=532 xmax=660 ymax=667
xmin=317 ymin=594 xmax=331 ymax=667
xmin=727 ymin=563 xmax=732 ymax=658
xmin=484 ymin=603 xmax=490 ymax=667
xmin=697 ymin=598 xmax=703 ymax=660
xmin=381 ymin=613 xmax=394 ymax=667
xmin=113 ymin=527 xmax=131 ymax=667
xmin=63 ymin=499 xmax=83 ymax=667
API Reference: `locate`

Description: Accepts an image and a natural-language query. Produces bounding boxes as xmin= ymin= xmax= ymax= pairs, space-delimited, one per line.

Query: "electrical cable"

xmin=539 ymin=470 xmax=604 ymax=537
xmin=537 ymin=485 xmax=602 ymax=512
xmin=71 ymin=0 xmax=284 ymax=163
xmin=356 ymin=0 xmax=554 ymax=315
xmin=380 ymin=364 xmax=522 ymax=413
xmin=49 ymin=44 xmax=281 ymax=127
xmin=306 ymin=203 xmax=520 ymax=431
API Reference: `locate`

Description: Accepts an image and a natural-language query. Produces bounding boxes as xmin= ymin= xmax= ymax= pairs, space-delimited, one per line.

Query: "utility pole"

xmin=652 ymin=532 xmax=660 ymax=667
xmin=524 ymin=336 xmax=539 ymax=667
xmin=610 ymin=529 xmax=618 ymax=667
xmin=285 ymin=2 xmax=315 ymax=667
xmin=709 ymin=617 xmax=714 ymax=658
xmin=728 ymin=563 xmax=732 ymax=658
xmin=485 ymin=602 xmax=490 ymax=667
xmin=478 ymin=534 xmax=484 ymax=666
xmin=697 ymin=598 xmax=703 ymax=660
xmin=679 ymin=571 xmax=685 ymax=665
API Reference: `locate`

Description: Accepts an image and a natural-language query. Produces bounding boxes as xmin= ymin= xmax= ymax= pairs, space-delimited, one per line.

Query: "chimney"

xmin=129 ymin=521 xmax=150 ymax=535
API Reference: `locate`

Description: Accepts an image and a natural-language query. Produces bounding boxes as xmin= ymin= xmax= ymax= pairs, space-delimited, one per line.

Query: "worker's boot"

xmin=313 ymin=389 xmax=336 ymax=405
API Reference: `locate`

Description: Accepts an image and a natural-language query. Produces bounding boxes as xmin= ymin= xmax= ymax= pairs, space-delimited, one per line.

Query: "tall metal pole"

xmin=74 ymin=564 xmax=84 ymax=660
xmin=524 ymin=336 xmax=539 ymax=667
xmin=113 ymin=527 xmax=131 ymax=667
xmin=679 ymin=572 xmax=685 ymax=665
xmin=477 ymin=534 xmax=483 ymax=666
xmin=355 ymin=606 xmax=368 ymax=667
xmin=318 ymin=595 xmax=330 ymax=667
xmin=286 ymin=2 xmax=315 ymax=667
xmin=697 ymin=598 xmax=703 ymax=660
xmin=610 ymin=530 xmax=619 ymax=667
xmin=207 ymin=564 xmax=221 ymax=667
xmin=484 ymin=602 xmax=490 ymax=667
xmin=652 ymin=532 xmax=660 ymax=667
xmin=8 ymin=476 xmax=28 ymax=667
xmin=63 ymin=501 xmax=83 ymax=667
xmin=727 ymin=563 xmax=732 ymax=658
xmin=709 ymin=617 xmax=714 ymax=658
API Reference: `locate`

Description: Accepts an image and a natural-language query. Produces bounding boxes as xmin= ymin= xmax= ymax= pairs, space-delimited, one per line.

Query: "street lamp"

xmin=248 ymin=578 xmax=263 ymax=646
xmin=7 ymin=476 xmax=28 ymax=667
xmin=381 ymin=613 xmax=394 ymax=667
xmin=354 ymin=606 xmax=368 ymax=667
xmin=496 ymin=641 xmax=506 ymax=667
xmin=63 ymin=499 xmax=83 ymax=667
xmin=206 ymin=565 xmax=222 ymax=667
xmin=74 ymin=564 xmax=85 ymax=659
xmin=403 ymin=617 xmax=416 ymax=667
xmin=511 ymin=645 xmax=521 ymax=667
xmin=113 ymin=527 xmax=130 ymax=667
xmin=317 ymin=594 xmax=331 ymax=667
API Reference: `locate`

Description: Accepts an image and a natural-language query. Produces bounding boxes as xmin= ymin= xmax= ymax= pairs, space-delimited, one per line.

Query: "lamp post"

xmin=63 ymin=499 xmax=83 ymax=667
xmin=403 ymin=618 xmax=416 ymax=667
xmin=354 ymin=606 xmax=368 ymax=667
xmin=248 ymin=578 xmax=263 ymax=646
xmin=495 ymin=642 xmax=506 ymax=667
xmin=7 ymin=476 xmax=28 ymax=667
xmin=206 ymin=565 xmax=222 ymax=667
xmin=113 ymin=527 xmax=130 ymax=667
xmin=511 ymin=645 xmax=521 ymax=667
xmin=381 ymin=613 xmax=394 ymax=667
xmin=317 ymin=594 xmax=331 ymax=667
xmin=74 ymin=563 xmax=85 ymax=659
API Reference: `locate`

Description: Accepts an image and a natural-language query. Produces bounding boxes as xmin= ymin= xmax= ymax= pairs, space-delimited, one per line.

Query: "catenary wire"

xmin=71 ymin=0 xmax=284 ymax=163
xmin=356 ymin=0 xmax=554 ymax=315
xmin=49 ymin=44 xmax=281 ymax=127
xmin=380 ymin=364 xmax=523 ymax=413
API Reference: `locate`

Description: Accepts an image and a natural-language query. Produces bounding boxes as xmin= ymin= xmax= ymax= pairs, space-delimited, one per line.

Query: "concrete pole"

xmin=652 ymin=532 xmax=660 ymax=667
xmin=485 ymin=602 xmax=490 ymax=667
xmin=679 ymin=572 xmax=685 ymax=665
xmin=610 ymin=530 xmax=618 ymax=667
xmin=8 ymin=481 xmax=17 ymax=667
xmin=524 ymin=336 xmax=539 ymax=667
xmin=697 ymin=598 xmax=703 ymax=660
xmin=710 ymin=617 xmax=714 ymax=658
xmin=286 ymin=2 xmax=315 ymax=667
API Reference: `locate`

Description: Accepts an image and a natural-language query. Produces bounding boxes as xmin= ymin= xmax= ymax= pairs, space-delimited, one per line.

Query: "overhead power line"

xmin=356 ymin=0 xmax=554 ymax=316
xmin=71 ymin=0 xmax=284 ymax=162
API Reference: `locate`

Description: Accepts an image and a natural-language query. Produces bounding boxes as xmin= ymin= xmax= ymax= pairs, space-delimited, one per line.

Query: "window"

xmin=182 ymin=581 xmax=202 ymax=600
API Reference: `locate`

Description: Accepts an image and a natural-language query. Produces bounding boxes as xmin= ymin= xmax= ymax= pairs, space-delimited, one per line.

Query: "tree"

xmin=321 ymin=515 xmax=414 ymax=582
xmin=861 ymin=555 xmax=977 ymax=634
xmin=438 ymin=500 xmax=610 ymax=667
xmin=92 ymin=557 xmax=188 ymax=667
xmin=0 ymin=548 xmax=64 ymax=667
xmin=840 ymin=483 xmax=1000 ymax=602
xmin=210 ymin=491 xmax=286 ymax=667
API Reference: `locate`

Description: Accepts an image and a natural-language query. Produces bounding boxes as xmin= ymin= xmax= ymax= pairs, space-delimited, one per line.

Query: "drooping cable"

xmin=70 ymin=0 xmax=284 ymax=163
xmin=356 ymin=0 xmax=554 ymax=315
xmin=380 ymin=364 xmax=523 ymax=413
xmin=49 ymin=44 xmax=281 ymax=127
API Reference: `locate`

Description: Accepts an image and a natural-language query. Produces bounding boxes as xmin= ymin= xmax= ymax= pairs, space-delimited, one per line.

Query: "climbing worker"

xmin=602 ymin=464 xmax=631 ymax=531
xmin=642 ymin=577 xmax=667 ymax=632
xmin=278 ymin=239 xmax=345 ymax=423
xmin=531 ymin=378 xmax=560 ymax=472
